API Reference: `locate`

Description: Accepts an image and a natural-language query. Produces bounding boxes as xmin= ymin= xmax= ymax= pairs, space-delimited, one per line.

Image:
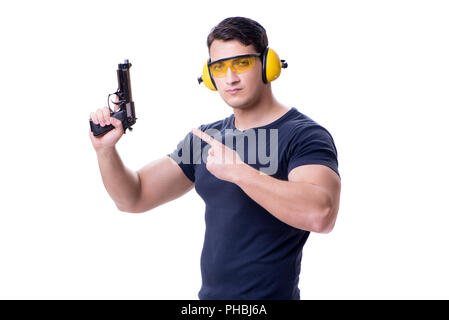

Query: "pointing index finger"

xmin=191 ymin=128 xmax=220 ymax=146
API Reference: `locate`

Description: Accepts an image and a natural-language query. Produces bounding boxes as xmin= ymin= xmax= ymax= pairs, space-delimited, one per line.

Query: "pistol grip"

xmin=89 ymin=110 xmax=127 ymax=137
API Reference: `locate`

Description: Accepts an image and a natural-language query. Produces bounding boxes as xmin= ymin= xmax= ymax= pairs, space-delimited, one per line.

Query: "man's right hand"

xmin=89 ymin=103 xmax=124 ymax=152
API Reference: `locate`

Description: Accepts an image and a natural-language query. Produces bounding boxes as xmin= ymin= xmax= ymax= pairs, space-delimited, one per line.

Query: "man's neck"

xmin=233 ymin=91 xmax=290 ymax=131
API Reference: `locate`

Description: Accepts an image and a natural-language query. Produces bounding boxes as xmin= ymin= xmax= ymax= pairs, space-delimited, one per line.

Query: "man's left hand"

xmin=192 ymin=128 xmax=247 ymax=183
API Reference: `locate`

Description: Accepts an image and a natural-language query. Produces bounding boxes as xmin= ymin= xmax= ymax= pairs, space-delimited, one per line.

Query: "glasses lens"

xmin=231 ymin=56 xmax=255 ymax=73
xmin=210 ymin=61 xmax=227 ymax=78
xmin=209 ymin=55 xmax=257 ymax=78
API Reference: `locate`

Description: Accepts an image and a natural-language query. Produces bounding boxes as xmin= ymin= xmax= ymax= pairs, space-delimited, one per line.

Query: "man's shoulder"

xmin=279 ymin=108 xmax=319 ymax=132
xmin=281 ymin=108 xmax=336 ymax=143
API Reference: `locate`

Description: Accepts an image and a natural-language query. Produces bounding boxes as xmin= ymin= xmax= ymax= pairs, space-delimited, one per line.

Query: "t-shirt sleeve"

xmin=167 ymin=130 xmax=197 ymax=183
xmin=287 ymin=125 xmax=340 ymax=178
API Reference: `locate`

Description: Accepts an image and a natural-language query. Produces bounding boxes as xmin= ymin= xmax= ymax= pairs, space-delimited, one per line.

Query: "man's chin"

xmin=225 ymin=99 xmax=250 ymax=109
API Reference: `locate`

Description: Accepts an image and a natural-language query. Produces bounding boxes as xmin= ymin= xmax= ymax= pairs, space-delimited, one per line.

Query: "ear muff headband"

xmin=198 ymin=47 xmax=287 ymax=90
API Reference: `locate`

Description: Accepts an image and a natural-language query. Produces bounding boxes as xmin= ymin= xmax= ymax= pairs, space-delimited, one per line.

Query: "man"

xmin=89 ymin=17 xmax=341 ymax=300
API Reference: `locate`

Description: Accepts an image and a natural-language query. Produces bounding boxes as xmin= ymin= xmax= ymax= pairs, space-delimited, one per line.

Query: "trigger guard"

xmin=107 ymin=93 xmax=121 ymax=112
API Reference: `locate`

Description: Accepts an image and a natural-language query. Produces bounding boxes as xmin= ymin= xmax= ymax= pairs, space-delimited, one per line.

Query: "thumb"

xmin=110 ymin=117 xmax=123 ymax=129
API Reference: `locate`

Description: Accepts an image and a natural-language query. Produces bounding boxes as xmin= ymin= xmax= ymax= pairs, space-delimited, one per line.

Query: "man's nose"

xmin=225 ymin=67 xmax=240 ymax=85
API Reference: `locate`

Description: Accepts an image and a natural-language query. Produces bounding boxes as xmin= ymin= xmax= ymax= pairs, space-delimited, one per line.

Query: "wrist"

xmin=232 ymin=163 xmax=258 ymax=185
xmin=95 ymin=146 xmax=117 ymax=158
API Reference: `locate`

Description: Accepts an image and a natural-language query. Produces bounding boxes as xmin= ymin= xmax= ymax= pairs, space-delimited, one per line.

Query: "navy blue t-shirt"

xmin=167 ymin=107 xmax=339 ymax=300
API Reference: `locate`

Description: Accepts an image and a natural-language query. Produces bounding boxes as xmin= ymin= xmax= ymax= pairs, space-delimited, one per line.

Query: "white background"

xmin=0 ymin=0 xmax=448 ymax=299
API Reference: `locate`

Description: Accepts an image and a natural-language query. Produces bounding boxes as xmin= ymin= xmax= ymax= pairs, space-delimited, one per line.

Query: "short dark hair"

xmin=207 ymin=17 xmax=268 ymax=54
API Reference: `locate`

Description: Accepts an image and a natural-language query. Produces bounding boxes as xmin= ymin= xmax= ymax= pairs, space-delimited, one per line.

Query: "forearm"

xmin=233 ymin=165 xmax=332 ymax=233
xmin=95 ymin=147 xmax=141 ymax=211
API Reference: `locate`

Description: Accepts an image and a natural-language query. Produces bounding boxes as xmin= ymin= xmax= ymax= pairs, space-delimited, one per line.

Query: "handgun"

xmin=90 ymin=59 xmax=137 ymax=136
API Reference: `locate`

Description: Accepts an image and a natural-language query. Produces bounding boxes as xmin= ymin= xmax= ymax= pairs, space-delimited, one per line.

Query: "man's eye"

xmin=212 ymin=63 xmax=224 ymax=71
xmin=236 ymin=59 xmax=250 ymax=66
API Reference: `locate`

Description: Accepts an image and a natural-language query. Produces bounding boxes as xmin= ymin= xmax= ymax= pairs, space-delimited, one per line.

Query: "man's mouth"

xmin=226 ymin=88 xmax=242 ymax=95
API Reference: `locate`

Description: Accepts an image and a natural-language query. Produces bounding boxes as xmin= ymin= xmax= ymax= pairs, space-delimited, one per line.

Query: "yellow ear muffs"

xmin=197 ymin=60 xmax=217 ymax=91
xmin=262 ymin=47 xmax=288 ymax=84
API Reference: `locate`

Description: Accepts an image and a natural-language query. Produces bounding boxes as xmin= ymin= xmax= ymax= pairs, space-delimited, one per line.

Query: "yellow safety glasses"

xmin=208 ymin=53 xmax=261 ymax=78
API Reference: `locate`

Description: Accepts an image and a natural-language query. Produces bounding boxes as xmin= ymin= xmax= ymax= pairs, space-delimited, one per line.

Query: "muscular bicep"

xmin=288 ymin=164 xmax=341 ymax=214
xmin=132 ymin=156 xmax=194 ymax=213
